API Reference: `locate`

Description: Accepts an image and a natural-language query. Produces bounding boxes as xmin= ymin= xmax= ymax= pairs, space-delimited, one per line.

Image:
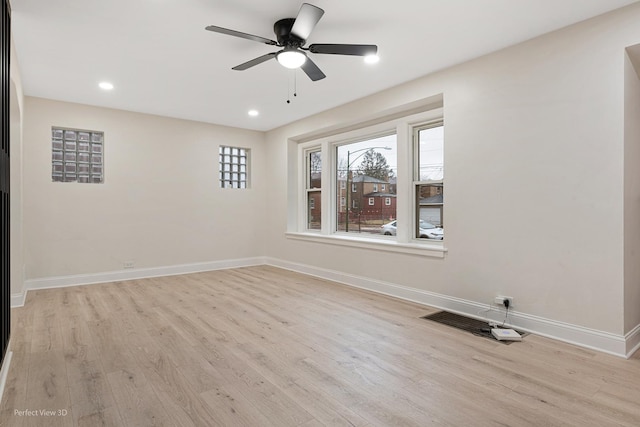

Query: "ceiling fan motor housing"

xmin=274 ymin=18 xmax=304 ymax=47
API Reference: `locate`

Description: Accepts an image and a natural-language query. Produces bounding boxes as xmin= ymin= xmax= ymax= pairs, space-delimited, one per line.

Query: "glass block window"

xmin=219 ymin=145 xmax=249 ymax=189
xmin=52 ymin=127 xmax=104 ymax=183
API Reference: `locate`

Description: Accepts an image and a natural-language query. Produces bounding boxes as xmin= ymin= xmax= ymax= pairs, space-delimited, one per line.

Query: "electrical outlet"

xmin=123 ymin=261 xmax=135 ymax=269
xmin=494 ymin=295 xmax=513 ymax=307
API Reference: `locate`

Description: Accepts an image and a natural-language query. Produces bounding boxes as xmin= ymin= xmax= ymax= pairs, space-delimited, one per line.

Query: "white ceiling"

xmin=10 ymin=0 xmax=639 ymax=131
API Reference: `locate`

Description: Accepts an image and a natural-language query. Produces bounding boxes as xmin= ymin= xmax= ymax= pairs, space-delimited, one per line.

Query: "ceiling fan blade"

xmin=290 ymin=3 xmax=324 ymax=41
xmin=232 ymin=52 xmax=277 ymax=70
xmin=301 ymin=56 xmax=326 ymax=81
xmin=309 ymin=44 xmax=377 ymax=56
xmin=205 ymin=25 xmax=277 ymax=46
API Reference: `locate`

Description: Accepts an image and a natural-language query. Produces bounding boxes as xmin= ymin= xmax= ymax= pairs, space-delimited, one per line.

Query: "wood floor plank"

xmin=22 ymin=351 xmax=73 ymax=427
xmin=106 ymin=369 xmax=173 ymax=427
xmin=76 ymin=406 xmax=123 ymax=427
xmin=2 ymin=265 xmax=640 ymax=426
xmin=233 ymin=341 xmax=370 ymax=427
xmin=200 ymin=383 xmax=281 ymax=427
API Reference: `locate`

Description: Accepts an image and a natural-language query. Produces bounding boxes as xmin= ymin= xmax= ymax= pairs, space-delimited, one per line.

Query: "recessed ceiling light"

xmin=98 ymin=81 xmax=114 ymax=90
xmin=364 ymin=54 xmax=380 ymax=64
xmin=248 ymin=109 xmax=259 ymax=117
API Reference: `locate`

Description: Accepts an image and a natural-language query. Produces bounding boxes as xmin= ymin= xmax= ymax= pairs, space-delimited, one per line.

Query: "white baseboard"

xmin=625 ymin=323 xmax=640 ymax=358
xmin=0 ymin=350 xmax=12 ymax=407
xmin=24 ymin=257 xmax=266 ymax=292
xmin=11 ymin=292 xmax=26 ymax=308
xmin=264 ymin=257 xmax=631 ymax=359
xmin=14 ymin=255 xmax=637 ymax=358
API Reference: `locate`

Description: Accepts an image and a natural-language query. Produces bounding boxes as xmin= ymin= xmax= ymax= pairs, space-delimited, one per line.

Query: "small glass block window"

xmin=219 ymin=145 xmax=249 ymax=189
xmin=52 ymin=127 xmax=104 ymax=183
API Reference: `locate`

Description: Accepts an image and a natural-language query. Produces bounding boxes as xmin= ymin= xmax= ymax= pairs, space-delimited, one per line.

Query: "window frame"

xmin=291 ymin=107 xmax=445 ymax=257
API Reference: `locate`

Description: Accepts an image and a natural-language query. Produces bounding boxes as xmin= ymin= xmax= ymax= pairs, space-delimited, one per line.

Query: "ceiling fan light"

xmin=277 ymin=50 xmax=306 ymax=69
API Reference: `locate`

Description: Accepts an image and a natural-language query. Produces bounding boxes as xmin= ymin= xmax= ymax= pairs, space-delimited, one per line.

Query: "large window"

xmin=295 ymin=107 xmax=444 ymax=251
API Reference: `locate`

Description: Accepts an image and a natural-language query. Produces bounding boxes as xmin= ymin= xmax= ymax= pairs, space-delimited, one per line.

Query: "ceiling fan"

xmin=205 ymin=3 xmax=378 ymax=81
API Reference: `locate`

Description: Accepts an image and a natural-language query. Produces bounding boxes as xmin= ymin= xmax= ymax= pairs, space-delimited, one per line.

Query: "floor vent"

xmin=421 ymin=311 xmax=528 ymax=345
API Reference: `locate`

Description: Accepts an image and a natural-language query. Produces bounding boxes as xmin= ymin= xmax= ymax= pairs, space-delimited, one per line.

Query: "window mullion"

xmin=321 ymin=141 xmax=333 ymax=235
xmin=395 ymin=122 xmax=412 ymax=243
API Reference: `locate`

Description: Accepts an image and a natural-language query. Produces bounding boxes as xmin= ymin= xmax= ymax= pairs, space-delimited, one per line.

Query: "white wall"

xmin=22 ymin=98 xmax=266 ymax=279
xmin=624 ymin=47 xmax=640 ymax=335
xmin=265 ymin=3 xmax=640 ymax=339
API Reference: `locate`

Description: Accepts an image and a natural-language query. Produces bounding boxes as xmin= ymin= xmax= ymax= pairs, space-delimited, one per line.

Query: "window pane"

xmin=65 ymin=140 xmax=76 ymax=151
xmin=335 ymin=134 xmax=397 ymax=234
xmin=308 ymin=151 xmax=321 ymax=189
xmin=418 ymin=125 xmax=444 ymax=181
xmin=307 ymin=191 xmax=321 ymax=230
xmin=78 ymin=152 xmax=90 ymax=163
xmin=417 ymin=184 xmax=443 ymax=225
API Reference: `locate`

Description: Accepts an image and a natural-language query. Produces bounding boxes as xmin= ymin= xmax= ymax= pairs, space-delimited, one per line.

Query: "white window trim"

xmin=293 ymin=107 xmax=445 ymax=256
xmin=368 ymin=197 xmax=375 ymax=206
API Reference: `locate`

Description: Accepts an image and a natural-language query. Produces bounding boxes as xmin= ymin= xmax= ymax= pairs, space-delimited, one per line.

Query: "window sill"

xmin=285 ymin=232 xmax=447 ymax=258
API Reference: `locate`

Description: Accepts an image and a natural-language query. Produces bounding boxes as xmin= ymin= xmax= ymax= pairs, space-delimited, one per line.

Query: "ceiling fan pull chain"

xmin=286 ymin=71 xmax=291 ymax=104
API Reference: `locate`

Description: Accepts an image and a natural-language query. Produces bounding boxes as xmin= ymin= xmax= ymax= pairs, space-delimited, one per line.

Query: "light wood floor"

xmin=1 ymin=266 xmax=639 ymax=426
